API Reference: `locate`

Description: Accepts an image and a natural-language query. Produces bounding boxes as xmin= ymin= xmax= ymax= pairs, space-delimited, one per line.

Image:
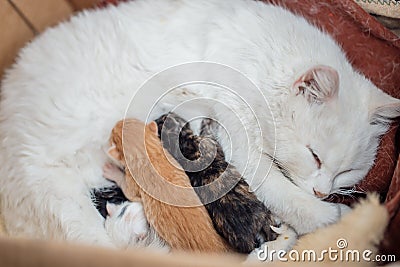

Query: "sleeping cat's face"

xmin=270 ymin=65 xmax=400 ymax=198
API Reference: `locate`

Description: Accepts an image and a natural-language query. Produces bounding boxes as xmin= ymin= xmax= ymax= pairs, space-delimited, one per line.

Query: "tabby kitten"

xmin=155 ymin=113 xmax=280 ymax=254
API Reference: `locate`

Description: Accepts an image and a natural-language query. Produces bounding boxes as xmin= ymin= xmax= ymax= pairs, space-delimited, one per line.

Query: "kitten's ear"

xmin=106 ymin=202 xmax=118 ymax=217
xmin=107 ymin=143 xmax=120 ymax=160
xmin=369 ymin=90 xmax=400 ymax=124
xmin=293 ymin=65 xmax=339 ymax=104
xmin=147 ymin=121 xmax=158 ymax=134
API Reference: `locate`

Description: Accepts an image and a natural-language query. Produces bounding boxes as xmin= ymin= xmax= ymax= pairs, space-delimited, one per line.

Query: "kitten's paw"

xmin=247 ymin=224 xmax=297 ymax=263
xmin=102 ymin=162 xmax=124 ymax=183
xmin=269 ymin=224 xmax=297 ymax=251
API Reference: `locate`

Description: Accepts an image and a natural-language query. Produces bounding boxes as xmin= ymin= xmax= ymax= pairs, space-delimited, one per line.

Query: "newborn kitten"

xmin=104 ymin=118 xmax=229 ymax=253
xmin=155 ymin=113 xmax=283 ymax=254
xmin=92 ymin=185 xmax=128 ymax=218
xmin=104 ymin=201 xmax=168 ymax=251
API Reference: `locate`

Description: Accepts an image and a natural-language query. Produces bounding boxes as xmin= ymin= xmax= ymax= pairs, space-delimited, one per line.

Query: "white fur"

xmin=105 ymin=202 xmax=168 ymax=250
xmin=0 ymin=0 xmax=399 ymax=244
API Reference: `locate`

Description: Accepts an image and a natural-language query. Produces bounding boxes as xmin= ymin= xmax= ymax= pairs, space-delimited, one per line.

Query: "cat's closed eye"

xmin=307 ymin=147 xmax=321 ymax=169
xmin=335 ymin=169 xmax=353 ymax=178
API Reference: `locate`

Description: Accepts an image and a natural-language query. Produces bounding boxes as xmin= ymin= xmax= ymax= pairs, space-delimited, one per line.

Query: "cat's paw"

xmin=247 ymin=224 xmax=297 ymax=263
xmin=338 ymin=203 xmax=352 ymax=216
xmin=291 ymin=201 xmax=340 ymax=235
xmin=102 ymin=162 xmax=124 ymax=183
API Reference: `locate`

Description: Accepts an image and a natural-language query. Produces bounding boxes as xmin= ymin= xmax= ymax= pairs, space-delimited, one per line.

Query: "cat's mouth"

xmin=313 ymin=188 xmax=329 ymax=199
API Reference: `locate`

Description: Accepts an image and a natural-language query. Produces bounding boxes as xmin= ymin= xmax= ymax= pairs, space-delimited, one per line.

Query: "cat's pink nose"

xmin=313 ymin=188 xmax=328 ymax=198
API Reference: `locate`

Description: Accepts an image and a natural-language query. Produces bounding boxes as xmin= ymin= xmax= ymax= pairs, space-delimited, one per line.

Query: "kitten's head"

xmin=272 ymin=65 xmax=400 ymax=198
xmin=155 ymin=112 xmax=202 ymax=160
xmin=155 ymin=112 xmax=190 ymax=137
xmin=107 ymin=118 xmax=159 ymax=166
xmin=105 ymin=202 xmax=149 ymax=248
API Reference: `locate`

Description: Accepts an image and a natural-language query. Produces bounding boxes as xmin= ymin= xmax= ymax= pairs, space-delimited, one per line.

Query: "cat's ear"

xmin=369 ymin=90 xmax=400 ymax=124
xmin=147 ymin=121 xmax=158 ymax=134
xmin=106 ymin=202 xmax=119 ymax=217
xmin=293 ymin=65 xmax=339 ymax=104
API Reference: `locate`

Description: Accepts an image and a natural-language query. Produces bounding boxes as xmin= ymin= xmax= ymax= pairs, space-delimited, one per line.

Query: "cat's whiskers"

xmin=324 ymin=187 xmax=367 ymax=202
xmin=335 ymin=187 xmax=366 ymax=195
xmin=262 ymin=151 xmax=295 ymax=185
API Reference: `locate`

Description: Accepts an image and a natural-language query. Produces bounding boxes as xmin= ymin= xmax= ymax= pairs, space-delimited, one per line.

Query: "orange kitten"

xmin=105 ymin=118 xmax=229 ymax=253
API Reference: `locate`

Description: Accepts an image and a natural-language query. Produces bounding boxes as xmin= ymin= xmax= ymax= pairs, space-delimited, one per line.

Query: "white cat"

xmin=0 ymin=0 xmax=398 ymax=244
xmin=105 ymin=202 xmax=168 ymax=251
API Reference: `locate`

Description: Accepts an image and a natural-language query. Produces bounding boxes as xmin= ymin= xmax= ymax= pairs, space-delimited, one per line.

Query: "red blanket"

xmin=99 ymin=0 xmax=400 ymax=257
